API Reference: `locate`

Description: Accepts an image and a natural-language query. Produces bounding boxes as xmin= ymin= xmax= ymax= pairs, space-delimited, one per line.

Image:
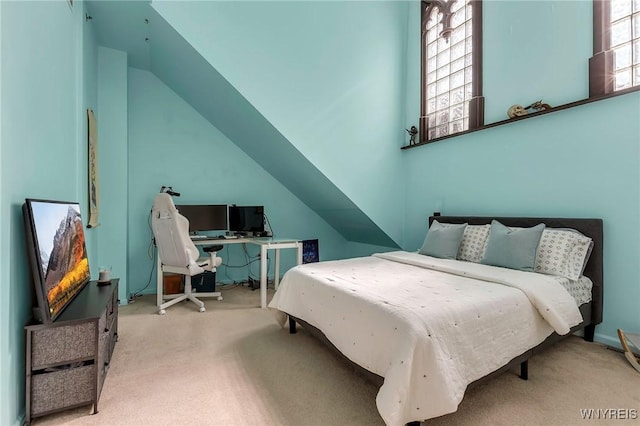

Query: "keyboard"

xmin=191 ymin=235 xmax=240 ymax=240
xmin=190 ymin=235 xmax=209 ymax=240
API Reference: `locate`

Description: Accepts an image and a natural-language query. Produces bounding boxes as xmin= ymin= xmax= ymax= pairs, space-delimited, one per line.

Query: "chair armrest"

xmin=203 ymin=245 xmax=224 ymax=268
xmin=207 ymin=250 xmax=223 ymax=268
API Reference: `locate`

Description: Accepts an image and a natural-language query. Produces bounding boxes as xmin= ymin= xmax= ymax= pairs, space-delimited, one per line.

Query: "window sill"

xmin=402 ymin=85 xmax=640 ymax=150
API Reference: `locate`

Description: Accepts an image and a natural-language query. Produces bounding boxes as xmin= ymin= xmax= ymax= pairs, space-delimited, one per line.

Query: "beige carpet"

xmin=34 ymin=286 xmax=639 ymax=426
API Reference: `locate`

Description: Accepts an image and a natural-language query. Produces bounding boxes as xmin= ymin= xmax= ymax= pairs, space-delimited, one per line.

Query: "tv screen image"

xmin=23 ymin=199 xmax=91 ymax=322
xmin=228 ymin=206 xmax=264 ymax=234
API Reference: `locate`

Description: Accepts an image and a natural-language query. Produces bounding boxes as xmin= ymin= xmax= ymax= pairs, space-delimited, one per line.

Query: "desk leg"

xmin=260 ymin=244 xmax=267 ymax=308
xmin=156 ymin=254 xmax=163 ymax=310
xmin=274 ymin=249 xmax=281 ymax=290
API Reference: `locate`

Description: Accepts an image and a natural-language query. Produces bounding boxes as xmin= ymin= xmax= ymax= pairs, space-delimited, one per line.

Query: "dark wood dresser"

xmin=24 ymin=279 xmax=119 ymax=424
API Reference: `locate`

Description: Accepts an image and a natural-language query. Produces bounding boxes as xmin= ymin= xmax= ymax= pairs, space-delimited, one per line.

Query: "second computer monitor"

xmin=228 ymin=206 xmax=264 ymax=235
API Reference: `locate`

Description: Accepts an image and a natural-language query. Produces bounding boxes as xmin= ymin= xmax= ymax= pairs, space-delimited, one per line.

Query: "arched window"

xmin=420 ymin=0 xmax=483 ymax=143
xmin=590 ymin=0 xmax=640 ymax=96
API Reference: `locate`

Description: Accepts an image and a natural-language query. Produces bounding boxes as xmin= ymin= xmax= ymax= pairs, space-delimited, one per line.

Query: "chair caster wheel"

xmin=217 ymin=296 xmax=223 ymax=301
xmin=158 ymin=309 xmax=166 ymax=315
xmin=199 ymin=307 xmax=206 ymax=312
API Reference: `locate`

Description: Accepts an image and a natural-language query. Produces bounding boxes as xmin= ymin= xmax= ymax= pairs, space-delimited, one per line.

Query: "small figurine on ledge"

xmin=406 ymin=125 xmax=418 ymax=145
xmin=507 ymin=100 xmax=552 ymax=119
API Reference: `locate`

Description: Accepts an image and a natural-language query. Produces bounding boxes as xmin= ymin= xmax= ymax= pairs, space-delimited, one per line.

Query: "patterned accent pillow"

xmin=457 ymin=224 xmax=491 ymax=263
xmin=535 ymin=228 xmax=593 ymax=280
xmin=438 ymin=223 xmax=491 ymax=263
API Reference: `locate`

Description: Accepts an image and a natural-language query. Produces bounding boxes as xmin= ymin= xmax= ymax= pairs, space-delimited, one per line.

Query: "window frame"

xmin=590 ymin=0 xmax=640 ymax=96
xmin=419 ymin=0 xmax=484 ymax=144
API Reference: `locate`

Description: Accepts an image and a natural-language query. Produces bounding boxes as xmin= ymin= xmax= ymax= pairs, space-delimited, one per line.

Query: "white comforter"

xmin=268 ymin=251 xmax=583 ymax=426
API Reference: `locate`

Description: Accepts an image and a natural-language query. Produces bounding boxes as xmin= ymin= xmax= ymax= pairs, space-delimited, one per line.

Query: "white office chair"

xmin=151 ymin=193 xmax=223 ymax=314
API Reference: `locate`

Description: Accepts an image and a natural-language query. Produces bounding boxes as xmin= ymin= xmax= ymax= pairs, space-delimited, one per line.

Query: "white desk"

xmin=156 ymin=237 xmax=302 ymax=309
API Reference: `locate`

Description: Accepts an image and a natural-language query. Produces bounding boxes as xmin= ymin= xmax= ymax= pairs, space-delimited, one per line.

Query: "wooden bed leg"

xmin=289 ymin=316 xmax=297 ymax=334
xmin=520 ymin=360 xmax=528 ymax=380
xmin=584 ymin=324 xmax=596 ymax=342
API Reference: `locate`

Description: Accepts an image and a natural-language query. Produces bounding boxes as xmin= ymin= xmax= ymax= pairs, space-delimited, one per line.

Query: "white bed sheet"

xmin=268 ymin=251 xmax=584 ymax=426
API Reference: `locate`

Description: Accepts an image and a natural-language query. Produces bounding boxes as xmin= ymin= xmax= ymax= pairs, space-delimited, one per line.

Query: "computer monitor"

xmin=228 ymin=206 xmax=264 ymax=235
xmin=175 ymin=204 xmax=228 ymax=233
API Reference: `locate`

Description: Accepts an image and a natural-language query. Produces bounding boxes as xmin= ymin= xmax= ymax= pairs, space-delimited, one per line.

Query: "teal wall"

xmin=483 ymin=0 xmax=592 ymax=122
xmin=126 ymin=68 xmax=350 ymax=296
xmin=83 ymin=0 xmax=99 ymax=286
xmin=0 ymin=2 xmax=6 ymax=423
xmin=1 ymin=1 xmax=638 ymax=425
xmin=0 ymin=1 xmax=99 ymax=424
xmin=96 ymin=47 xmax=129 ymax=305
xmin=152 ymin=0 xmax=409 ymax=246
xmin=404 ymin=0 xmax=640 ymax=347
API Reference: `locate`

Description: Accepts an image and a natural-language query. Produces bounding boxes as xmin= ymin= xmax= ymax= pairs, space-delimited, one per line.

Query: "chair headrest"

xmin=153 ymin=193 xmax=178 ymax=219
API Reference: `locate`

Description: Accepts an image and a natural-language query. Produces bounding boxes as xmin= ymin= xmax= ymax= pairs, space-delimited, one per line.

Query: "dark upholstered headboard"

xmin=428 ymin=216 xmax=603 ymax=326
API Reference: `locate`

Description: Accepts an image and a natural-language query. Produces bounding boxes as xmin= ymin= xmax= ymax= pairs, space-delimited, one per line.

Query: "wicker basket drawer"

xmin=98 ymin=309 xmax=106 ymax=334
xmin=31 ymin=322 xmax=96 ymax=369
xmin=31 ymin=364 xmax=95 ymax=416
xmin=108 ymin=298 xmax=118 ymax=329
xmin=99 ymin=292 xmax=118 ymax=333
xmin=97 ymin=326 xmax=117 ymax=395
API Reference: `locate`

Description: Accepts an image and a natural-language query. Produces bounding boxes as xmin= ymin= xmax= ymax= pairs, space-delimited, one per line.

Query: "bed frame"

xmin=286 ymin=216 xmax=603 ymax=424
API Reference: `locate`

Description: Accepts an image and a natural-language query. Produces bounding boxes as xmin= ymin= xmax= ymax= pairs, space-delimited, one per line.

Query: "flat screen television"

xmin=228 ymin=206 xmax=264 ymax=235
xmin=175 ymin=204 xmax=228 ymax=234
xmin=22 ymin=199 xmax=91 ymax=323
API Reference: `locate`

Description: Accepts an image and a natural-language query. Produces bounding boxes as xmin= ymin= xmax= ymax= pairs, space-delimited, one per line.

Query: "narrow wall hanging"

xmin=87 ymin=109 xmax=100 ymax=228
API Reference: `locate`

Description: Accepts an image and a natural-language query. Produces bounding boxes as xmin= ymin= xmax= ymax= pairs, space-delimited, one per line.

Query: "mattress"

xmin=268 ymin=251 xmax=584 ymax=425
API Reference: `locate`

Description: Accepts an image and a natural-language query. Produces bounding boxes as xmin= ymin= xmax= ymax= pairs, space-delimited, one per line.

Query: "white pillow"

xmin=438 ymin=223 xmax=491 ymax=263
xmin=457 ymin=224 xmax=491 ymax=263
xmin=534 ymin=228 xmax=593 ymax=280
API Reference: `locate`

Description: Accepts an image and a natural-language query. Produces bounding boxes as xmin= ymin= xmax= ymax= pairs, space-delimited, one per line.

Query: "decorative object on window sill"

xmin=507 ymin=104 xmax=527 ymax=118
xmin=507 ymin=100 xmax=552 ymax=119
xmin=406 ymin=126 xmax=418 ymax=146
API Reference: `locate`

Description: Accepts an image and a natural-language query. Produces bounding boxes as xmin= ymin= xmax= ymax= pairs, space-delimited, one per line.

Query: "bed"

xmin=268 ymin=216 xmax=603 ymax=426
